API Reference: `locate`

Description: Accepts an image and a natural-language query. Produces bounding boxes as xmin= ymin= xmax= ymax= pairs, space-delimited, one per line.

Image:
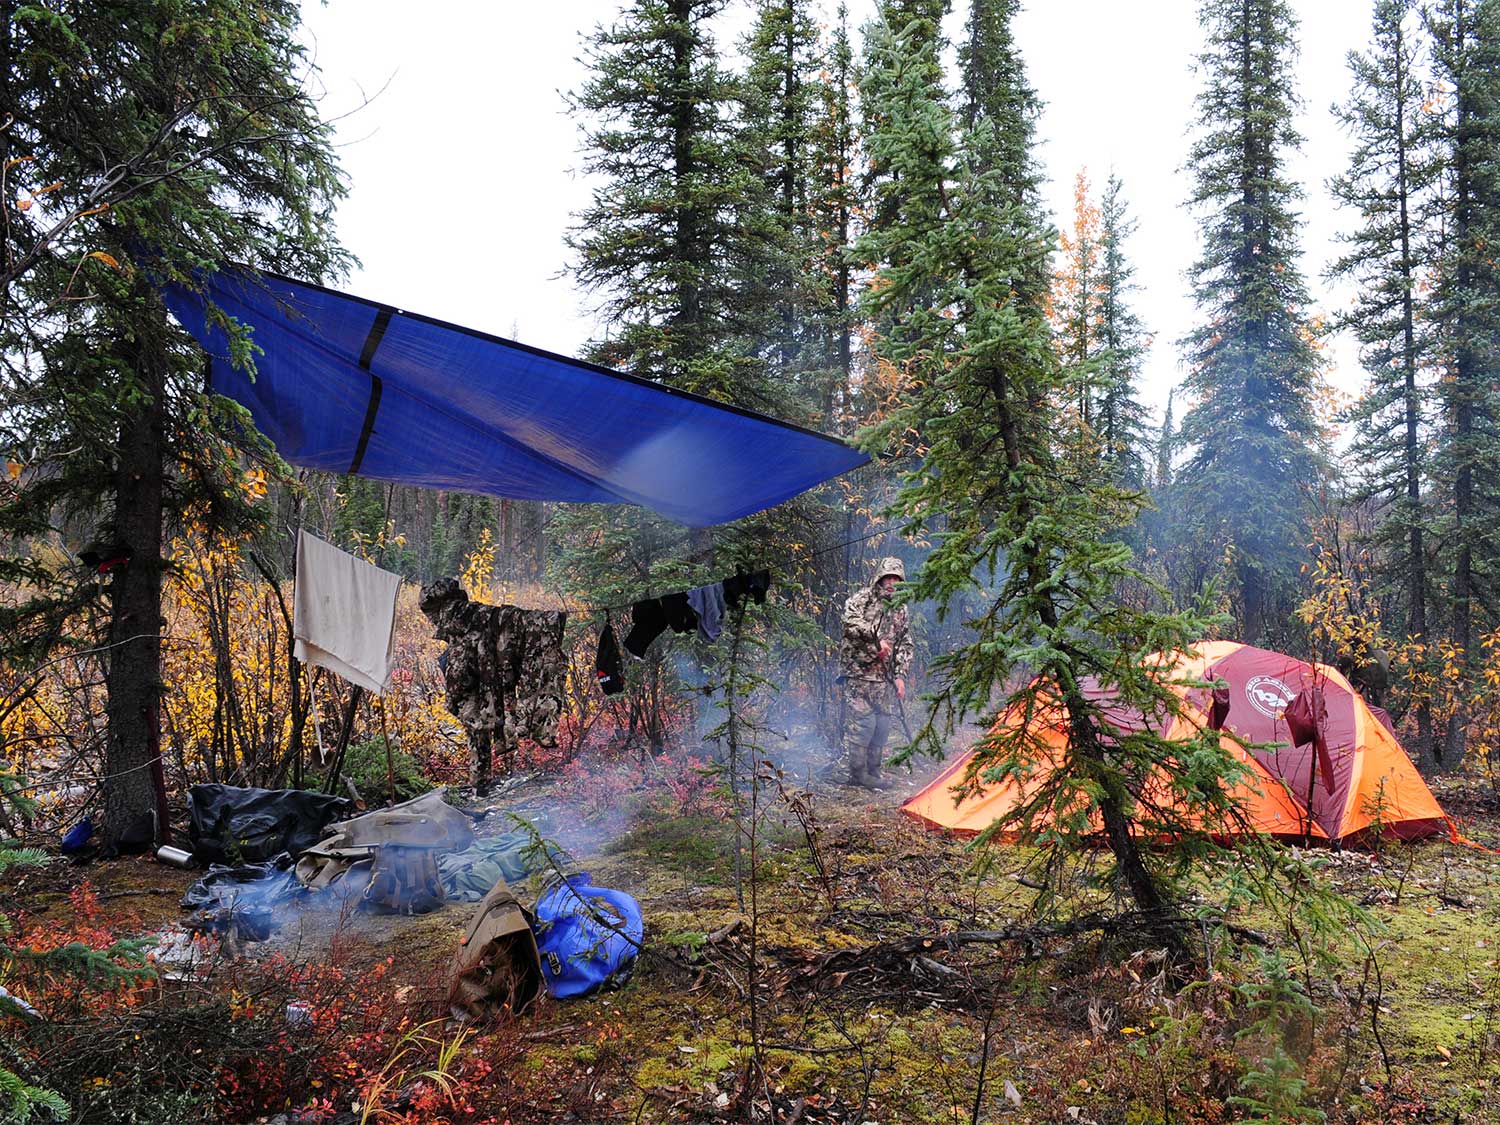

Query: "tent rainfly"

xmin=161 ymin=267 xmax=868 ymax=527
xmin=902 ymin=641 xmax=1457 ymax=845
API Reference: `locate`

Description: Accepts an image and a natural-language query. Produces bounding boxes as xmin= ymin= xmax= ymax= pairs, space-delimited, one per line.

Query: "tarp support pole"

xmin=349 ymin=307 xmax=392 ymax=474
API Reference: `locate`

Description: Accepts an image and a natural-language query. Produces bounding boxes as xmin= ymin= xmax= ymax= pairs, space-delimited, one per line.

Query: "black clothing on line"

xmin=596 ymin=621 xmax=626 ymax=695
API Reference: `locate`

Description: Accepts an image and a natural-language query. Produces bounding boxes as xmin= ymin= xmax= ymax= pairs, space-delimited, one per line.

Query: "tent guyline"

xmin=160 ymin=265 xmax=868 ymax=528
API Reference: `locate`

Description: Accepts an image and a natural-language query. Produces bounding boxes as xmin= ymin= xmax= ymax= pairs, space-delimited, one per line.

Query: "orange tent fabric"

xmin=901 ymin=641 xmax=1455 ymax=844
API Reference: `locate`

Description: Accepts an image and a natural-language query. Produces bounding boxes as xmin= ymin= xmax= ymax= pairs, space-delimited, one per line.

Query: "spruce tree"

xmin=741 ymin=1 xmax=873 ymax=735
xmin=1427 ymin=0 xmax=1500 ymax=764
xmin=1328 ymin=0 xmax=1438 ymax=755
xmin=560 ymin=0 xmax=798 ymax=733
xmin=1178 ymin=0 xmax=1324 ymax=644
xmin=860 ymin=0 xmax=948 ymax=242
xmin=859 ymin=7 xmax=1237 ymax=961
xmin=1157 ymin=391 xmax=1177 ymax=490
xmin=959 ymin=0 xmax=1047 ymax=299
xmin=1096 ymin=175 xmax=1153 ymax=489
xmin=1054 ymin=170 xmax=1104 ymax=448
xmin=1052 ymin=171 xmax=1151 ymax=488
xmin=739 ymin=0 xmax=821 ymax=391
xmin=569 ymin=0 xmax=762 ymax=407
xmin=0 ymin=0 xmax=348 ymax=849
xmin=808 ymin=5 xmax=861 ymax=430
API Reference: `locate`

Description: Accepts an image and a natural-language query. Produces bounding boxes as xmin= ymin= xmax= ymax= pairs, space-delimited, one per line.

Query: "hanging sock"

xmin=596 ymin=619 xmax=625 ymax=695
xmin=660 ymin=591 xmax=699 ymax=634
xmin=623 ymin=597 xmax=668 ymax=658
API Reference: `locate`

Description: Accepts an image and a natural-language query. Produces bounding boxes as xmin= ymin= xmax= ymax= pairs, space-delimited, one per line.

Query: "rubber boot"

xmin=864 ymin=745 xmax=896 ymax=790
xmin=846 ymin=760 xmax=868 ymax=787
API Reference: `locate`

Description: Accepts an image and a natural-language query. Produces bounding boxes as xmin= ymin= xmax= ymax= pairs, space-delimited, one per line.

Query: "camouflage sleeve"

xmin=892 ymin=608 xmax=914 ymax=677
xmin=842 ymin=591 xmax=874 ymax=644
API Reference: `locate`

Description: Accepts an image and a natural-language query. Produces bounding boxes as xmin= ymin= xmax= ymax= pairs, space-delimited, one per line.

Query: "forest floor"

xmin=15 ymin=747 xmax=1500 ymax=1124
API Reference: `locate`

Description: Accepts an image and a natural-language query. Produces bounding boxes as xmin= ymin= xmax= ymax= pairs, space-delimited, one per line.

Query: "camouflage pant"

xmin=468 ymin=726 xmax=520 ymax=794
xmin=469 ymin=729 xmax=493 ymax=794
xmin=843 ymin=679 xmax=896 ymax=780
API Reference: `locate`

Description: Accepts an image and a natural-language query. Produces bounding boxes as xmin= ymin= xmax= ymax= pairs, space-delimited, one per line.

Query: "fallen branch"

xmin=784 ymin=909 xmax=1268 ymax=986
xmin=99 ymin=888 xmax=179 ymax=901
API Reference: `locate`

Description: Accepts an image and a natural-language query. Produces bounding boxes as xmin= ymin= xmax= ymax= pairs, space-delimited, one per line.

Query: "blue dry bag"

xmin=532 ymin=873 xmax=643 ymax=999
xmin=60 ymin=818 xmax=94 ymax=854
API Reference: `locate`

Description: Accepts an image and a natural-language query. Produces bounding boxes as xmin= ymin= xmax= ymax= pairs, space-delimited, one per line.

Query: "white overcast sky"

xmin=296 ymin=0 xmax=1377 ymax=421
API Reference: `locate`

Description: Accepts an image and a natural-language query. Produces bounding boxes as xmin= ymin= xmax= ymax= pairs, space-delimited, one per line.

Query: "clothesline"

xmin=589 ymin=519 xmax=905 ymax=615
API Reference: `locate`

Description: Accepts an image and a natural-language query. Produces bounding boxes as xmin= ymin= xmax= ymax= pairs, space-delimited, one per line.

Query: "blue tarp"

xmin=161 ymin=268 xmax=867 ymax=527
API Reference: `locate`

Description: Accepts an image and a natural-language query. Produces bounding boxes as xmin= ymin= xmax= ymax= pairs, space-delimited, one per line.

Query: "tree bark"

xmin=101 ymin=310 xmax=170 ymax=853
xmin=1393 ymin=28 xmax=1433 ymax=762
xmin=1443 ymin=0 xmax=1475 ymax=768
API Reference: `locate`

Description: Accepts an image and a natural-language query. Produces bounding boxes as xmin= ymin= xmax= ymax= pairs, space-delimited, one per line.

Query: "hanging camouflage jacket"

xmin=840 ymin=586 xmax=912 ymax=683
xmin=497 ymin=604 xmax=566 ymax=749
xmin=421 ymin=580 xmax=567 ymax=748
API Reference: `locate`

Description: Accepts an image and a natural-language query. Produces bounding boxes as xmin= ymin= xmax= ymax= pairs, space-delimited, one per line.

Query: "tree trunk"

xmin=1443 ymin=1 xmax=1475 ymax=768
xmin=1394 ymin=34 xmax=1433 ymax=763
xmin=101 ymin=314 xmax=169 ymax=853
xmin=1061 ymin=677 xmax=1191 ymax=966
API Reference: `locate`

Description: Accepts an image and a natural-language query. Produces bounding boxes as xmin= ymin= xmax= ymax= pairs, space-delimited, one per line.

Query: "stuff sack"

xmin=449 ymin=875 xmax=543 ymax=1019
xmin=532 ymin=874 xmax=643 ymax=999
xmin=188 ymin=785 xmax=352 ymax=866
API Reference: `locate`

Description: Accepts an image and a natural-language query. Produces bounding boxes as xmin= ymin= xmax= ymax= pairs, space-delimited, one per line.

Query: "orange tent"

xmin=901 ymin=641 xmax=1455 ymax=844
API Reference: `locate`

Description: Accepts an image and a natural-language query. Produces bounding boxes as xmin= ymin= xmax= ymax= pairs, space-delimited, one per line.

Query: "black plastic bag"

xmin=187 ymin=784 xmax=352 ymax=866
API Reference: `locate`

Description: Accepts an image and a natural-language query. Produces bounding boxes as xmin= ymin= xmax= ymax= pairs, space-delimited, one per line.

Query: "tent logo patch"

xmin=1245 ymin=674 xmax=1295 ymax=718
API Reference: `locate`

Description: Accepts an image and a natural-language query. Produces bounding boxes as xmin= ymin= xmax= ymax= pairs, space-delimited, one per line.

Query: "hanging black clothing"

xmin=596 ymin=621 xmax=625 ymax=695
xmin=623 ymin=597 xmax=668 ymax=658
xmin=723 ymin=569 xmax=771 ymax=610
xmin=660 ymin=591 xmax=699 ymax=634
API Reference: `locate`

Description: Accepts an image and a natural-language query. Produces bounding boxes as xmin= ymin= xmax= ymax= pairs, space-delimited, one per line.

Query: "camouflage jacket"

xmin=840 ymin=586 xmax=913 ymax=682
xmin=422 ymin=583 xmax=566 ymax=748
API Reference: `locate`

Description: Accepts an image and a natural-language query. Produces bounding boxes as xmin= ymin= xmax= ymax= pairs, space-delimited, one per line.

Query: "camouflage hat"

xmin=874 ymin=556 xmax=905 ymax=583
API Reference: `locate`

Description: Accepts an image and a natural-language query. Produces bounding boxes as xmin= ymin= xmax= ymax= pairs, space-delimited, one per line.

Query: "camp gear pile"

xmin=187 ymin=785 xmax=352 ymax=866
xmin=174 ymin=785 xmax=641 ymax=1018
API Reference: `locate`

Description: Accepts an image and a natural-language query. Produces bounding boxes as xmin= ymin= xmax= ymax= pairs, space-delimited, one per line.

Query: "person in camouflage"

xmin=840 ymin=557 xmax=913 ymax=789
xmin=420 ymin=579 xmax=566 ymax=795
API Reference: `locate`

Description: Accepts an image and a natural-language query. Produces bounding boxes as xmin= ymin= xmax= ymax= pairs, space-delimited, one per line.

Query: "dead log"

xmin=785 ymin=909 xmax=1267 ymax=987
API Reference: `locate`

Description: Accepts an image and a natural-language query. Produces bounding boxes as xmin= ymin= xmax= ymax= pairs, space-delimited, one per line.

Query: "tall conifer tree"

xmin=1096 ymin=176 xmax=1152 ymax=489
xmin=0 ymin=0 xmax=348 ymax=849
xmin=1157 ymin=391 xmax=1177 ymax=491
xmin=1427 ymin=0 xmax=1500 ymax=763
xmin=807 ymin=5 xmax=862 ymax=430
xmin=1178 ymin=0 xmax=1324 ymax=643
xmin=1052 ymin=171 xmax=1150 ymax=486
xmin=560 ymin=0 xmax=807 ymax=732
xmin=859 ymin=6 xmax=1243 ymax=960
xmin=1329 ymin=0 xmax=1438 ymax=754
xmin=1054 ymin=170 xmax=1104 ymax=445
xmin=960 ymin=0 xmax=1046 ymax=293
xmin=570 ymin=0 xmax=757 ymax=400
xmin=739 ymin=0 xmax=823 ymax=399
xmin=860 ymin=0 xmax=947 ymax=242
